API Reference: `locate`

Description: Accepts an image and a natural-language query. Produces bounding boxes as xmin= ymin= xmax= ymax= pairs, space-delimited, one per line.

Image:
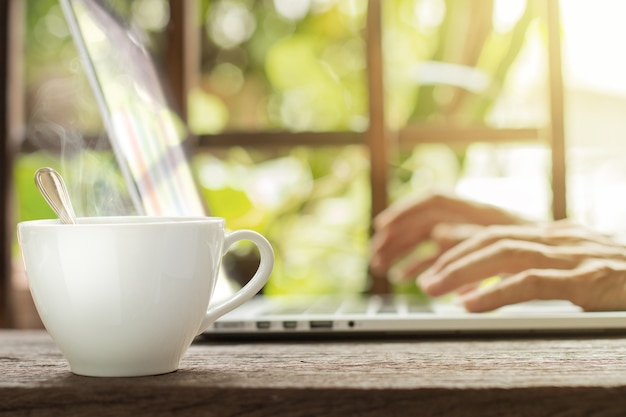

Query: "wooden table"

xmin=3 ymin=330 xmax=626 ymax=416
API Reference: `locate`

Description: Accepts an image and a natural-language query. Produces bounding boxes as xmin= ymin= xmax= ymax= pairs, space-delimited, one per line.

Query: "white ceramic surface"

xmin=17 ymin=216 xmax=273 ymax=377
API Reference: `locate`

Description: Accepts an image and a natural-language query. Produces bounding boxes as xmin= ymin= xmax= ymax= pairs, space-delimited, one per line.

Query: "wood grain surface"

xmin=3 ymin=330 xmax=626 ymax=416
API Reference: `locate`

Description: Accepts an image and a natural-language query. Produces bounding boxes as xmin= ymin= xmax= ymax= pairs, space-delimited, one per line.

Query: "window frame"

xmin=1 ymin=0 xmax=10 ymax=328
xmin=1 ymin=0 xmax=566 ymax=325
xmin=2 ymin=0 xmax=25 ymax=327
xmin=164 ymin=0 xmax=566 ymax=293
xmin=166 ymin=0 xmax=565 ymax=219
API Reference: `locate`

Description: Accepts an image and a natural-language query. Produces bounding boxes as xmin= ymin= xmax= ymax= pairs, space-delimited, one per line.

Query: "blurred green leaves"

xmin=194 ymin=146 xmax=370 ymax=294
xmin=17 ymin=0 xmax=546 ymax=295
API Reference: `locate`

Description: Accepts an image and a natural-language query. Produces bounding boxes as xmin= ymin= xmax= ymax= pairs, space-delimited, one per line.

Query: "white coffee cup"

xmin=17 ymin=216 xmax=274 ymax=377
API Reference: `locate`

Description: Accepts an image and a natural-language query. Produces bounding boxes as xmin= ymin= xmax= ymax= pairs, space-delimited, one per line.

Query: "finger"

xmin=460 ymin=260 xmax=626 ymax=312
xmin=456 ymin=282 xmax=480 ymax=295
xmin=421 ymin=224 xmax=620 ymax=281
xmin=372 ymin=192 xmax=453 ymax=230
xmin=546 ymin=219 xmax=578 ymax=229
xmin=392 ymin=224 xmax=486 ymax=278
xmin=371 ymin=221 xmax=481 ymax=275
xmin=372 ymin=192 xmax=517 ymax=254
xmin=394 ymin=246 xmax=488 ymax=283
xmin=371 ymin=193 xmax=533 ymax=274
xmin=371 ymin=197 xmax=447 ymax=272
xmin=564 ymin=259 xmax=626 ymax=311
xmin=370 ymin=221 xmax=433 ymax=272
xmin=395 ymin=253 xmax=443 ymax=280
xmin=541 ymin=220 xmax=625 ymax=248
xmin=459 ymin=268 xmax=575 ymax=312
xmin=419 ymin=240 xmax=586 ymax=297
xmin=431 ymin=223 xmax=486 ymax=251
xmin=374 ymin=192 xmax=522 ymax=232
xmin=371 ymin=215 xmax=490 ymax=274
xmin=421 ymin=226 xmax=539 ymax=280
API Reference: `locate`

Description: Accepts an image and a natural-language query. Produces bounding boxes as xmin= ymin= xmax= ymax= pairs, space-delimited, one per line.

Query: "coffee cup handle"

xmin=197 ymin=230 xmax=274 ymax=334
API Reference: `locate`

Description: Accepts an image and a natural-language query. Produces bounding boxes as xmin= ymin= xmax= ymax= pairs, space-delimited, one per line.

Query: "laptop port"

xmin=214 ymin=321 xmax=245 ymax=330
xmin=309 ymin=320 xmax=333 ymax=329
xmin=256 ymin=321 xmax=271 ymax=330
xmin=282 ymin=321 xmax=297 ymax=330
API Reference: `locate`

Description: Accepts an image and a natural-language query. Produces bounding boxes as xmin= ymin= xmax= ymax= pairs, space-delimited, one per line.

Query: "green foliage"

xmin=13 ymin=153 xmax=58 ymax=223
xmin=194 ymin=145 xmax=371 ymax=295
xmin=18 ymin=0 xmax=546 ymax=296
xmin=383 ymin=0 xmax=541 ymax=126
xmin=197 ymin=0 xmax=368 ymax=133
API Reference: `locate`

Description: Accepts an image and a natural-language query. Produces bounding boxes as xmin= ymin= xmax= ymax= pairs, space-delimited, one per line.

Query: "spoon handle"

xmin=34 ymin=167 xmax=77 ymax=224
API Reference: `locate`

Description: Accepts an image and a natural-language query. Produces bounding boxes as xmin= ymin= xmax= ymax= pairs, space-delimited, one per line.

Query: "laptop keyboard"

xmin=262 ymin=294 xmax=431 ymax=316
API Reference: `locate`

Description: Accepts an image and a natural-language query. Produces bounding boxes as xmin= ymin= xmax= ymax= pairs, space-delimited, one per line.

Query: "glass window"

xmin=12 ymin=0 xmax=569 ymax=304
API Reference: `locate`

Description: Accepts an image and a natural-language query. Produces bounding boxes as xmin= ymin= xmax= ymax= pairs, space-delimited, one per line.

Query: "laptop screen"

xmin=59 ymin=0 xmax=207 ymax=217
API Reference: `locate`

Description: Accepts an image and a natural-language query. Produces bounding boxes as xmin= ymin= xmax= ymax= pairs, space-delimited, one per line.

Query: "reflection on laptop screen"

xmin=60 ymin=0 xmax=206 ymax=216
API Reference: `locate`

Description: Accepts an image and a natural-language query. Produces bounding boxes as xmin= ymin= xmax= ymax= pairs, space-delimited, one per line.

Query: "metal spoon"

xmin=34 ymin=167 xmax=78 ymax=224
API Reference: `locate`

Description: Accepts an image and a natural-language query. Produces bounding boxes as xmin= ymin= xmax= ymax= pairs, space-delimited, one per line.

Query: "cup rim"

xmin=18 ymin=216 xmax=226 ymax=228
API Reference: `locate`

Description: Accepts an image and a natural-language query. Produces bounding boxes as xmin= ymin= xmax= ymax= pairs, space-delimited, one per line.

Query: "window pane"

xmin=190 ymin=0 xmax=368 ymax=134
xmin=24 ymin=0 xmax=170 ymax=137
xmin=561 ymin=0 xmax=626 ymax=233
xmin=193 ymin=1 xmax=372 ymax=293
xmin=20 ymin=0 xmax=171 ymax=216
xmin=384 ymin=0 xmax=553 ymax=224
xmin=193 ymin=146 xmax=371 ymax=295
xmin=383 ymin=0 xmax=548 ymax=129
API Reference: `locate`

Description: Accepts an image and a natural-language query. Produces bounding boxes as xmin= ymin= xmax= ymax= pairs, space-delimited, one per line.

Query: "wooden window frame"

xmin=2 ymin=0 xmax=25 ymax=327
xmin=0 ymin=0 xmax=10 ymax=328
xmin=165 ymin=0 xmax=566 ymax=294
xmin=0 ymin=0 xmax=565 ymax=324
xmin=166 ymin=0 xmax=565 ymax=219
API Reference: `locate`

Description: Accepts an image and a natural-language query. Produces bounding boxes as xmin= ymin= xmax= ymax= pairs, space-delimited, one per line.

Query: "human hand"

xmin=419 ymin=221 xmax=626 ymax=312
xmin=369 ymin=192 xmax=527 ymax=279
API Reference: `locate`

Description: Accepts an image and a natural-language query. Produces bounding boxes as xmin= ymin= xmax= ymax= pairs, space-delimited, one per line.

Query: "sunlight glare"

xmin=273 ymin=0 xmax=311 ymax=21
xmin=561 ymin=0 xmax=626 ymax=96
xmin=493 ymin=0 xmax=526 ymax=34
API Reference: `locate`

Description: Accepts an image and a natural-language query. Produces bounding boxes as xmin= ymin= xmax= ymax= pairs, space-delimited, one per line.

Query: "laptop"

xmin=59 ymin=0 xmax=626 ymax=338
